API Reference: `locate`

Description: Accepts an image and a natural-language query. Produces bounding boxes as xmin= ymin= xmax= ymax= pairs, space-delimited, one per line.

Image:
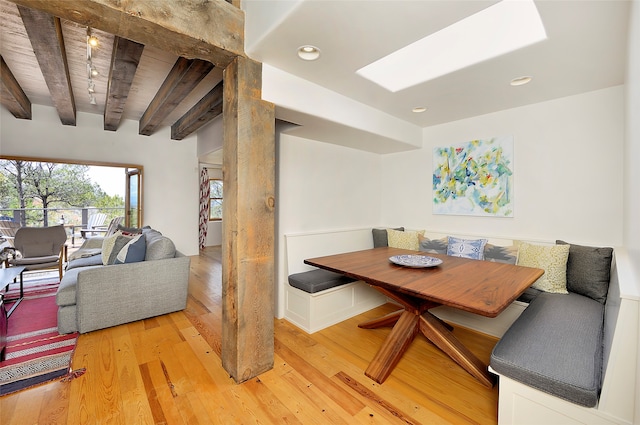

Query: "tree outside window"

xmin=209 ymin=179 xmax=223 ymax=220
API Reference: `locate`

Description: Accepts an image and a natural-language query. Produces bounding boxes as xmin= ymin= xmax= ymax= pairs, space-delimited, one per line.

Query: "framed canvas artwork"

xmin=433 ymin=136 xmax=514 ymax=217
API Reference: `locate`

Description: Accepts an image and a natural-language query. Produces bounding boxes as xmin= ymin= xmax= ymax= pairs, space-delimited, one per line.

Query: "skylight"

xmin=356 ymin=0 xmax=547 ymax=92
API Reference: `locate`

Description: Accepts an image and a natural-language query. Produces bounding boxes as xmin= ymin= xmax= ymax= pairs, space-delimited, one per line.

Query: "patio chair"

xmin=80 ymin=215 xmax=121 ymax=239
xmin=0 ymin=219 xmax=21 ymax=247
xmin=6 ymin=225 xmax=67 ymax=281
xmin=73 ymin=212 xmax=107 ymax=241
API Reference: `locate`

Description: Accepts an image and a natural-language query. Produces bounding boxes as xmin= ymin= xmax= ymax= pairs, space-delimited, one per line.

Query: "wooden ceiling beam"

xmin=7 ymin=0 xmax=245 ymax=68
xmin=171 ymin=81 xmax=223 ymax=141
xmin=139 ymin=57 xmax=214 ymax=136
xmin=0 ymin=55 xmax=32 ymax=119
xmin=104 ymin=37 xmax=144 ymax=131
xmin=17 ymin=5 xmax=75 ymax=125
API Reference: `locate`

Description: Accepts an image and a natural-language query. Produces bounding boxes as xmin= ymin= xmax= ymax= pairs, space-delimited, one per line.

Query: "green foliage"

xmin=0 ymin=172 xmax=15 ymax=208
xmin=0 ymin=160 xmax=124 ymax=225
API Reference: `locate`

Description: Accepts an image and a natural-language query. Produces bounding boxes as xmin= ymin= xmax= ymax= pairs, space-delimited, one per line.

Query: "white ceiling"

xmin=242 ymin=0 xmax=630 ymax=129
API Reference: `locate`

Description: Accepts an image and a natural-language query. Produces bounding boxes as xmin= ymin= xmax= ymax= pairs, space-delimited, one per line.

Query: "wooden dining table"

xmin=304 ymin=247 xmax=544 ymax=387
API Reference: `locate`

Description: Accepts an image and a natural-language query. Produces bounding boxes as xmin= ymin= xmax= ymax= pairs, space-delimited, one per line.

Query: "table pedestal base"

xmin=358 ymin=287 xmax=496 ymax=387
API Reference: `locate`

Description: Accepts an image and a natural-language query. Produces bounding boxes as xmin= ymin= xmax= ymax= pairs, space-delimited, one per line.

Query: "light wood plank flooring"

xmin=1 ymin=247 xmax=500 ymax=424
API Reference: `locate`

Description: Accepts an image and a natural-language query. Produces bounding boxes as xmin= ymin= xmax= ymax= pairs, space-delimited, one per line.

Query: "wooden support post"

xmin=222 ymin=56 xmax=276 ymax=383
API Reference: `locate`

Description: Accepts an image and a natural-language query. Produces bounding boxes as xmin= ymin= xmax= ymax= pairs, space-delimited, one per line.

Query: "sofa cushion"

xmin=288 ymin=269 xmax=356 ymax=293
xmin=67 ymin=254 xmax=103 ymax=270
xmin=115 ymin=234 xmax=146 ymax=264
xmin=387 ymin=229 xmax=424 ymax=250
xmin=490 ymin=292 xmax=604 ymax=407
xmin=517 ymin=242 xmax=570 ymax=294
xmin=372 ymin=227 xmax=404 ymax=248
xmin=556 ymin=240 xmax=613 ymax=304
xmin=56 ymin=265 xmax=102 ymax=307
xmin=144 ymin=229 xmax=176 ymax=260
xmin=418 ymin=235 xmax=447 ymax=254
xmin=447 ymin=236 xmax=487 ymax=260
xmin=484 ymin=243 xmax=519 ymax=264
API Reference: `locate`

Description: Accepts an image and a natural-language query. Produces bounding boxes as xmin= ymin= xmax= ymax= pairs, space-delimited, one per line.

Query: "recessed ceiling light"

xmin=510 ymin=76 xmax=532 ymax=86
xmin=297 ymin=45 xmax=320 ymax=61
xmin=412 ymin=106 xmax=427 ymax=113
xmin=357 ymin=0 xmax=547 ymax=92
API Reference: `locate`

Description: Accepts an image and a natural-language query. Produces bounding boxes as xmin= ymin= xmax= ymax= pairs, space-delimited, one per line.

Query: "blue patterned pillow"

xmin=447 ymin=236 xmax=488 ymax=260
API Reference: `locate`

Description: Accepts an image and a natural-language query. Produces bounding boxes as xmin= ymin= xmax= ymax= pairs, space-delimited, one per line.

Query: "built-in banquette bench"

xmin=283 ymin=227 xmax=639 ymax=425
xmin=490 ymin=247 xmax=639 ymax=425
xmin=284 ymin=228 xmax=386 ymax=333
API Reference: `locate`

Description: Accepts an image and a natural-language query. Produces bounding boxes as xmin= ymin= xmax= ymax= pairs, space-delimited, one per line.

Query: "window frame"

xmin=209 ymin=178 xmax=223 ymax=221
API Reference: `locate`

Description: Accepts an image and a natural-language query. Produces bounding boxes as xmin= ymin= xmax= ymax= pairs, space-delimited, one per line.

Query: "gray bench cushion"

xmin=516 ymin=286 xmax=542 ymax=303
xmin=288 ymin=269 xmax=356 ymax=293
xmin=490 ymin=292 xmax=604 ymax=407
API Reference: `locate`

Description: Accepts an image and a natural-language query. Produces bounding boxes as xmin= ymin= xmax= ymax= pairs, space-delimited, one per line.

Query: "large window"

xmin=0 ymin=156 xmax=139 ymax=228
xmin=209 ymin=179 xmax=223 ymax=220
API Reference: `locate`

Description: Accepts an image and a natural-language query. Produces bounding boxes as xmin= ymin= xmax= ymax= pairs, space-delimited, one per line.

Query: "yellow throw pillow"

xmin=101 ymin=231 xmax=122 ymax=265
xmin=516 ymin=242 xmax=570 ymax=293
xmin=387 ymin=229 xmax=425 ymax=251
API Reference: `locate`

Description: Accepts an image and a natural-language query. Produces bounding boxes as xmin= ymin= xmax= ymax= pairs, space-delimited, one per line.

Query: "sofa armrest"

xmin=75 ymin=253 xmax=190 ymax=333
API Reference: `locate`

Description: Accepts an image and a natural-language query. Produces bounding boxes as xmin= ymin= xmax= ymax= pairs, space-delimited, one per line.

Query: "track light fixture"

xmin=86 ymin=27 xmax=99 ymax=105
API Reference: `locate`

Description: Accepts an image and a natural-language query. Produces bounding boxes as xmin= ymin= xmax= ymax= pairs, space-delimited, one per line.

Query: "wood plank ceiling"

xmin=0 ymin=0 xmax=224 ymax=139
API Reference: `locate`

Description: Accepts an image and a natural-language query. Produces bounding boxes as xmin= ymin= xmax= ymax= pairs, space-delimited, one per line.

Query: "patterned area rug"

xmin=1 ymin=280 xmax=79 ymax=396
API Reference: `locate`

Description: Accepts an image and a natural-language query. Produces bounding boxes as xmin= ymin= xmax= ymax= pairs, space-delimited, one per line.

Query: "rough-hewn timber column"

xmin=222 ymin=56 xmax=275 ymax=383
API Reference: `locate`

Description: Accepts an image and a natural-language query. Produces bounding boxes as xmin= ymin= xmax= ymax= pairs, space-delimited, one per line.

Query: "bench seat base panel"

xmin=493 ymin=373 xmax=626 ymax=425
xmin=285 ymin=281 xmax=386 ymax=334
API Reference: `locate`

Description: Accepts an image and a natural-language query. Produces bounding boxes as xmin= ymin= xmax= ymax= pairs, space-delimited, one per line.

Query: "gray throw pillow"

xmin=556 ymin=240 xmax=613 ymax=304
xmin=418 ymin=235 xmax=447 ymax=254
xmin=107 ymin=235 xmax=133 ymax=264
xmin=484 ymin=243 xmax=519 ymax=264
xmin=372 ymin=227 xmax=404 ymax=248
xmin=117 ymin=224 xmax=151 ymax=234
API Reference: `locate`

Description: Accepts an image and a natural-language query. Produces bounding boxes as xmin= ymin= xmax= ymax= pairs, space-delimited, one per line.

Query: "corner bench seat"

xmin=288 ymin=269 xmax=356 ymax=293
xmin=491 ymin=292 xmax=605 ymax=407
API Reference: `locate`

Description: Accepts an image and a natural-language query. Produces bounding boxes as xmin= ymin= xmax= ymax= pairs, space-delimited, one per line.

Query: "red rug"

xmin=1 ymin=282 xmax=79 ymax=396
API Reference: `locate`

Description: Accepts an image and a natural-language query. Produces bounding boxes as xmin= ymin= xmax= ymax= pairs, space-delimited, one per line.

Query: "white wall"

xmin=381 ymin=87 xmax=625 ymax=246
xmin=197 ymin=114 xmax=223 ymax=158
xmin=277 ymin=134 xmax=383 ymax=233
xmin=275 ymin=87 xmax=625 ymax=316
xmin=0 ymin=105 xmax=200 ymax=255
xmin=276 ymin=134 xmax=382 ymax=316
xmin=625 ymin=0 xmax=640 ymax=257
xmin=623 ymin=2 xmax=640 ymax=423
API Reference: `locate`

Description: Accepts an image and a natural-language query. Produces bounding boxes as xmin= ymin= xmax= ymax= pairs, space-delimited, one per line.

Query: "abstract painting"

xmin=433 ymin=136 xmax=513 ymax=217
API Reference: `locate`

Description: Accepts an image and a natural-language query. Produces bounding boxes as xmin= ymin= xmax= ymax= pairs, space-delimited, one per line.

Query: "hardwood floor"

xmin=1 ymin=247 xmax=500 ymax=424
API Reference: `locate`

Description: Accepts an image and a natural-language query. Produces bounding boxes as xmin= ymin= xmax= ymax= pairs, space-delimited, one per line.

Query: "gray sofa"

xmin=56 ymin=228 xmax=190 ymax=334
